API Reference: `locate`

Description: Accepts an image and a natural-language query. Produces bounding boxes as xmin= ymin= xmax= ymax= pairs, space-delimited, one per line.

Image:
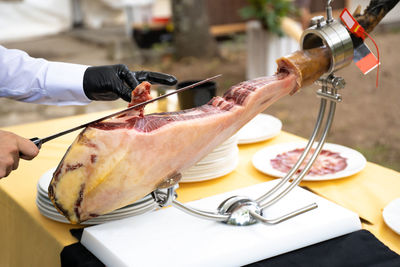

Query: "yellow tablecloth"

xmin=1 ymin=108 xmax=399 ymax=266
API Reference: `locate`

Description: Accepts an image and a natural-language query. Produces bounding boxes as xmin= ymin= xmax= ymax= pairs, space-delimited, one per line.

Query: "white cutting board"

xmin=82 ymin=180 xmax=361 ymax=267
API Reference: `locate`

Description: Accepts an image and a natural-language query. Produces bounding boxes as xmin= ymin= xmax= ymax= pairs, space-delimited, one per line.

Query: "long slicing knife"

xmin=30 ymin=74 xmax=222 ymax=149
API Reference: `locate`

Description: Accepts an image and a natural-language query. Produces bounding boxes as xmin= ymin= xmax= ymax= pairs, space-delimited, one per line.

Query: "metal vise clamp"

xmin=300 ymin=1 xmax=353 ymax=77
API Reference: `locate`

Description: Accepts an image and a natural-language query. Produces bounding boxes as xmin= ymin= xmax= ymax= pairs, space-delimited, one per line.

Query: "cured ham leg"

xmin=49 ymin=72 xmax=298 ymax=223
xmin=49 ymin=0 xmax=399 ymax=224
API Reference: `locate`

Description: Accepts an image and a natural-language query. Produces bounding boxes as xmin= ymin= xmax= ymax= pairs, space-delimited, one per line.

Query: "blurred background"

xmin=1 ymin=0 xmax=399 ymax=171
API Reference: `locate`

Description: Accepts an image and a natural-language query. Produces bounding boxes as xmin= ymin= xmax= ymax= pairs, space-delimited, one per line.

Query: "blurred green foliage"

xmin=356 ymin=143 xmax=400 ymax=172
xmin=240 ymin=0 xmax=297 ymax=36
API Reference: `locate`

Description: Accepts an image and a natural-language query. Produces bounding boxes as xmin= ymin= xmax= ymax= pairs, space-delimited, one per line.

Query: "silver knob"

xmin=331 ymin=77 xmax=346 ymax=89
xmin=218 ymin=196 xmax=262 ymax=226
xmin=311 ymin=16 xmax=325 ymax=28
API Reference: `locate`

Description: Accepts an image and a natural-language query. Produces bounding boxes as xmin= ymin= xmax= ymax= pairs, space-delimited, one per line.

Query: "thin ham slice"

xmin=270 ymin=148 xmax=348 ymax=176
xmin=48 ymin=72 xmax=297 ymax=223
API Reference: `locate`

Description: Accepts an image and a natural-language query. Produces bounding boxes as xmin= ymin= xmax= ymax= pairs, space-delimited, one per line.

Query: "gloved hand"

xmin=83 ymin=64 xmax=177 ymax=102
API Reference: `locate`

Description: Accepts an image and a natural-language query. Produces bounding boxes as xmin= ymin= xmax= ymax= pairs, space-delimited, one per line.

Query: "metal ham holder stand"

xmin=151 ymin=0 xmax=354 ymax=226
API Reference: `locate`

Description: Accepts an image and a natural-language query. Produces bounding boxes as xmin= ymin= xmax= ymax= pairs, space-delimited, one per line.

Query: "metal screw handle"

xmin=311 ymin=16 xmax=325 ymax=27
xmin=326 ymin=0 xmax=334 ymax=23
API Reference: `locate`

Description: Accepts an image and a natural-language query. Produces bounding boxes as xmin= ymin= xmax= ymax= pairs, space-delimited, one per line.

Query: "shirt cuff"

xmin=45 ymin=62 xmax=92 ymax=105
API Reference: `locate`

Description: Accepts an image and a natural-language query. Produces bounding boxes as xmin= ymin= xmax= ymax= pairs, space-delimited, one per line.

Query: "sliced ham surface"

xmin=49 ymin=72 xmax=297 ymax=223
xmin=270 ymin=148 xmax=348 ymax=176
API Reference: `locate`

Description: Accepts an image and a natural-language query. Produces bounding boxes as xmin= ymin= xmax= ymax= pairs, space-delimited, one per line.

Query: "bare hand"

xmin=0 ymin=130 xmax=39 ymax=178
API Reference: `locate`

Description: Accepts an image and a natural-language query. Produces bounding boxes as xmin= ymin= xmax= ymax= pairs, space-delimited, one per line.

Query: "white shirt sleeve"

xmin=0 ymin=45 xmax=92 ymax=106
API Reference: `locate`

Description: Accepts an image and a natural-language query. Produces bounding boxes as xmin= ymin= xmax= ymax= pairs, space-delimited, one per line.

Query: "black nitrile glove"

xmin=83 ymin=64 xmax=177 ymax=102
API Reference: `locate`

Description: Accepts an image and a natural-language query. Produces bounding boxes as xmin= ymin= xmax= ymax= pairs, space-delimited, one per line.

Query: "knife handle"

xmin=134 ymin=71 xmax=177 ymax=86
xmin=30 ymin=137 xmax=43 ymax=149
xmin=18 ymin=137 xmax=42 ymax=158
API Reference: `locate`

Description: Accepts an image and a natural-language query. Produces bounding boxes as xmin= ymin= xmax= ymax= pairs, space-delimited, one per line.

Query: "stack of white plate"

xmin=181 ymin=134 xmax=239 ymax=183
xmin=237 ymin=114 xmax=282 ymax=144
xmin=36 ymin=168 xmax=157 ymax=225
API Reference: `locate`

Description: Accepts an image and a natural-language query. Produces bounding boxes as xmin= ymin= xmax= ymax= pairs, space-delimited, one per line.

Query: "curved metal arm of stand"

xmin=172 ymin=199 xmax=229 ymax=222
xmin=150 ymin=2 xmax=351 ymax=225
xmin=172 ymin=196 xmax=316 ymax=226
xmin=151 ymin=71 xmax=342 ymax=226
xmin=256 ymin=98 xmax=327 ymax=204
xmin=260 ymin=96 xmax=337 ymax=209
xmin=152 ymin=186 xmax=176 ymax=207
xmin=250 ymin=203 xmax=318 ymax=225
xmin=152 ymin=85 xmax=339 ymax=226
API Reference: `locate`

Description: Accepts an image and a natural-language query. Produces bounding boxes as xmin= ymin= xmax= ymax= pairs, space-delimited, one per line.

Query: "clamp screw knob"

xmin=331 ymin=77 xmax=346 ymax=89
xmin=311 ymin=16 xmax=325 ymax=28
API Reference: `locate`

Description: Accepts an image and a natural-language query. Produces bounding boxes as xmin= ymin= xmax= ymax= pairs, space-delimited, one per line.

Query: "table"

xmin=1 ymin=108 xmax=399 ymax=266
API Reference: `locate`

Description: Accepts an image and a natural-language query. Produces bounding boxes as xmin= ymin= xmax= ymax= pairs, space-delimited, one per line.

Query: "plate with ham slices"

xmin=252 ymin=142 xmax=367 ymax=181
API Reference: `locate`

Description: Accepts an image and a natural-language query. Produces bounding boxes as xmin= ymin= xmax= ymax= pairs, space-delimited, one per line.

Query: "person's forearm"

xmin=0 ymin=45 xmax=91 ymax=105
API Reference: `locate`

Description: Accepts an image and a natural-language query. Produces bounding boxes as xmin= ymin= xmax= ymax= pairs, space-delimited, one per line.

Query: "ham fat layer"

xmin=49 ymin=74 xmax=297 ymax=223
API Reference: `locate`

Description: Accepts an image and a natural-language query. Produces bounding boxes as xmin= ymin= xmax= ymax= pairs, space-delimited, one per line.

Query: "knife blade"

xmin=29 ymin=74 xmax=222 ymax=149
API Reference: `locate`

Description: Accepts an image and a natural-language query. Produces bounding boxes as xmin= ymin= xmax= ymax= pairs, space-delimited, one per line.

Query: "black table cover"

xmin=61 ymin=229 xmax=400 ymax=267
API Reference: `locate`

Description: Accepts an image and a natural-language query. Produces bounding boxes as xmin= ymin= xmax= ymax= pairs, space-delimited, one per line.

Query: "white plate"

xmin=208 ymin=135 xmax=238 ymax=153
xmin=37 ymin=187 xmax=154 ymax=215
xmin=37 ymin=192 xmax=155 ymax=216
xmin=181 ymin=154 xmax=239 ymax=182
xmin=36 ymin=167 xmax=157 ymax=225
xmin=184 ymin=147 xmax=239 ymax=173
xmin=38 ymin=167 xmax=57 ymax=193
xmin=37 ymin=192 xmax=53 ymax=206
xmin=237 ymin=114 xmax=282 ymax=144
xmin=199 ymin=145 xmax=238 ymax=163
xmin=36 ymin=197 xmax=156 ymax=225
xmin=252 ymin=142 xmax=367 ymax=181
xmin=182 ymin=148 xmax=238 ymax=174
xmin=382 ymin=198 xmax=400 ymax=235
xmin=36 ymin=205 xmax=146 ymax=225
